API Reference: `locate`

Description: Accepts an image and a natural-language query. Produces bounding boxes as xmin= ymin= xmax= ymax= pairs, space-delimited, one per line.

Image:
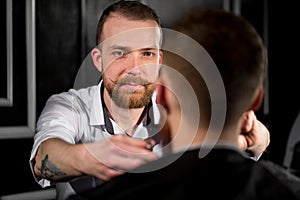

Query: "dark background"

xmin=0 ymin=0 xmax=299 ymax=197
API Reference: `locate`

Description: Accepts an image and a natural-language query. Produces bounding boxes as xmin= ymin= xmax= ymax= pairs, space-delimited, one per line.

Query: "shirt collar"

xmin=90 ymin=81 xmax=105 ymax=126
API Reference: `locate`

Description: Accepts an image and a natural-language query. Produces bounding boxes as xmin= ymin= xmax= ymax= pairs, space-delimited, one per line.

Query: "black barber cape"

xmin=67 ymin=147 xmax=300 ymax=200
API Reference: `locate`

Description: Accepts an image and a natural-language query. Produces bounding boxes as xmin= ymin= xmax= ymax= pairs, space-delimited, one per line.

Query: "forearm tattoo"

xmin=39 ymin=155 xmax=67 ymax=180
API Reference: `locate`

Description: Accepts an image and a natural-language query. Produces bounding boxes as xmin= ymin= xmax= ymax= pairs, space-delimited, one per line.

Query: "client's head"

xmin=158 ymin=8 xmax=267 ymax=148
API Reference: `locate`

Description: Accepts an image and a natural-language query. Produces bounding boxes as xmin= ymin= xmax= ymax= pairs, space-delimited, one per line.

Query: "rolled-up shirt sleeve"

xmin=29 ymin=92 xmax=83 ymax=187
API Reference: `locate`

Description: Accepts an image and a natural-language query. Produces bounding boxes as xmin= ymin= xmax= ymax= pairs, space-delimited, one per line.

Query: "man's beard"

xmin=103 ymin=75 xmax=156 ymax=108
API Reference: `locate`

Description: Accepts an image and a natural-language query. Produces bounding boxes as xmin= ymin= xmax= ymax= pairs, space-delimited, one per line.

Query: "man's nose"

xmin=126 ymin=52 xmax=142 ymax=75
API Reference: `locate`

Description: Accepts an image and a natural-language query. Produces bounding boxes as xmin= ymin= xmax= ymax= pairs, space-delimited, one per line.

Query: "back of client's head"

xmin=161 ymin=8 xmax=267 ymax=142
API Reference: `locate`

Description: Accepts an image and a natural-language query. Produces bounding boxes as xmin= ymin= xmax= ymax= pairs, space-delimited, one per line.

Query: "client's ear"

xmin=250 ymin=85 xmax=264 ymax=111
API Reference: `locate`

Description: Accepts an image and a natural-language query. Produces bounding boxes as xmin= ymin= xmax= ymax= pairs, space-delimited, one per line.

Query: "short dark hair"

xmin=165 ymin=8 xmax=267 ymax=123
xmin=96 ymin=0 xmax=161 ymax=45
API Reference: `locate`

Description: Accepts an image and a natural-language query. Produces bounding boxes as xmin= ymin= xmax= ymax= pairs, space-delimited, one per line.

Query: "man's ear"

xmin=250 ymin=85 xmax=264 ymax=111
xmin=159 ymin=50 xmax=163 ymax=65
xmin=91 ymin=47 xmax=103 ymax=72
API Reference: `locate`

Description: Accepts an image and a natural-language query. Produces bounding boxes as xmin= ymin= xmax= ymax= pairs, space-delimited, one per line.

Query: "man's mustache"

xmin=111 ymin=76 xmax=153 ymax=86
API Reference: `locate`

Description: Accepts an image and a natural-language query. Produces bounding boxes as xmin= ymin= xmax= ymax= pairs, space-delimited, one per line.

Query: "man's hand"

xmin=238 ymin=110 xmax=270 ymax=157
xmin=78 ymin=134 xmax=158 ymax=181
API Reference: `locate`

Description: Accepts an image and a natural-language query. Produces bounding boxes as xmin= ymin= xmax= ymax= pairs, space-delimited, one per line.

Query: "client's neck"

xmin=169 ymin=114 xmax=242 ymax=153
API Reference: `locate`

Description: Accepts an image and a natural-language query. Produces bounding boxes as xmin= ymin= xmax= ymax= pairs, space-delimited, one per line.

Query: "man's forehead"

xmin=100 ymin=27 xmax=161 ymax=49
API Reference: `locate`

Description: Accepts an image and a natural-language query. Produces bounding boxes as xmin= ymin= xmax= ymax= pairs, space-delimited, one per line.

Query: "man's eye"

xmin=113 ymin=51 xmax=124 ymax=57
xmin=144 ymin=52 xmax=153 ymax=57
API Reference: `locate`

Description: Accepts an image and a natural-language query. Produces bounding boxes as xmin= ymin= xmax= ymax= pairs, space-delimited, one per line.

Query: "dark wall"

xmin=1 ymin=0 xmax=82 ymax=196
xmin=0 ymin=139 xmax=42 ymax=196
xmin=267 ymin=1 xmax=300 ymax=165
xmin=0 ymin=0 xmax=39 ymax=196
xmin=36 ymin=0 xmax=82 ymax=115
xmin=1 ymin=0 xmax=299 ymax=196
xmin=0 ymin=0 xmax=27 ymax=127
